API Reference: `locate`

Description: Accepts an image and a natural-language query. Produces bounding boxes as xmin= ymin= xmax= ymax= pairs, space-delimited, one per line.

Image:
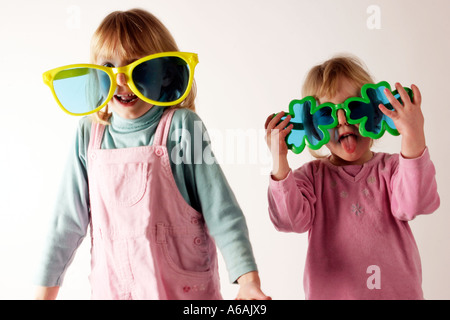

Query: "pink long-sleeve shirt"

xmin=268 ymin=149 xmax=440 ymax=300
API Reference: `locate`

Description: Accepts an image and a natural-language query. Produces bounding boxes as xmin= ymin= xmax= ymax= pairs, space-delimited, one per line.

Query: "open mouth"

xmin=338 ymin=132 xmax=358 ymax=153
xmin=114 ymin=94 xmax=138 ymax=105
xmin=338 ymin=132 xmax=357 ymax=143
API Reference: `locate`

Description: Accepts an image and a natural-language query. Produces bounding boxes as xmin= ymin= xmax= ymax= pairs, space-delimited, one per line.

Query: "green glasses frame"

xmin=281 ymin=81 xmax=413 ymax=154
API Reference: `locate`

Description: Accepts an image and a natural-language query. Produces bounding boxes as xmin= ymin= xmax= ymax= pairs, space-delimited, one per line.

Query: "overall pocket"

xmin=156 ymin=223 xmax=213 ymax=276
xmin=97 ymin=162 xmax=149 ymax=207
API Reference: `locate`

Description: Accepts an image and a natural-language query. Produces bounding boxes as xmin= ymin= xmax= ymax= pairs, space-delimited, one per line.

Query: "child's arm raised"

xmin=265 ymin=113 xmax=316 ymax=233
xmin=390 ymin=148 xmax=440 ymax=221
xmin=379 ymin=83 xmax=425 ymax=159
xmin=380 ymin=83 xmax=440 ymax=219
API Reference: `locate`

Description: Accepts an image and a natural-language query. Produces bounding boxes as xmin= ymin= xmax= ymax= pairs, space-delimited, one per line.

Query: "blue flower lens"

xmin=285 ymin=101 xmax=333 ymax=150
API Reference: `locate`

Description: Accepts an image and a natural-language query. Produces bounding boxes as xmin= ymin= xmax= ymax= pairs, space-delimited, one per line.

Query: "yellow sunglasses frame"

xmin=43 ymin=51 xmax=199 ymax=116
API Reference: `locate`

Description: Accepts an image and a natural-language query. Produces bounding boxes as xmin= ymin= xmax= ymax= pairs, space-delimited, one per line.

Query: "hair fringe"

xmin=90 ymin=9 xmax=197 ymax=124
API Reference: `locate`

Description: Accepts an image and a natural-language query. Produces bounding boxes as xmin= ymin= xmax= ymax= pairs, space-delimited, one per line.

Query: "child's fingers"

xmin=378 ymin=103 xmax=397 ymax=120
xmin=269 ymin=123 xmax=292 ymax=143
xmin=275 ymin=114 xmax=292 ymax=131
xmin=279 ymin=124 xmax=293 ymax=139
xmin=265 ymin=112 xmax=285 ymax=130
xmin=395 ymin=82 xmax=412 ymax=106
xmin=264 ymin=114 xmax=275 ymax=129
xmin=384 ymin=88 xmax=404 ymax=111
xmin=411 ymin=84 xmax=422 ymax=106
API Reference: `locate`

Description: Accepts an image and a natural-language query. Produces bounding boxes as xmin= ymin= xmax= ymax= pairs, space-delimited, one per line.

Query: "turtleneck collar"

xmin=109 ymin=106 xmax=165 ymax=133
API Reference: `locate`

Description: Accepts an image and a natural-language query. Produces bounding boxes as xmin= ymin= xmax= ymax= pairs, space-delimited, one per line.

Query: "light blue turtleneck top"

xmin=35 ymin=106 xmax=257 ymax=287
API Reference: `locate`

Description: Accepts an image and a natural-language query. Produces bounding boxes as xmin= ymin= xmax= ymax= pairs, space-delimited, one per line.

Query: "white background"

xmin=0 ymin=0 xmax=449 ymax=299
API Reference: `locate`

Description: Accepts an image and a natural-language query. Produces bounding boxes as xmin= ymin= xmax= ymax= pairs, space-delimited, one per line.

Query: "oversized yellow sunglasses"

xmin=43 ymin=51 xmax=198 ymax=116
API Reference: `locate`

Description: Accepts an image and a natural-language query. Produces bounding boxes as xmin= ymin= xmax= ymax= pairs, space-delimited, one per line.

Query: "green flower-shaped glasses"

xmin=281 ymin=81 xmax=413 ymax=154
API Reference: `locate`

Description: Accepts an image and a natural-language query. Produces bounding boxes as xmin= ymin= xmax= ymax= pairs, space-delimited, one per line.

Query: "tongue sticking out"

xmin=340 ymin=135 xmax=357 ymax=153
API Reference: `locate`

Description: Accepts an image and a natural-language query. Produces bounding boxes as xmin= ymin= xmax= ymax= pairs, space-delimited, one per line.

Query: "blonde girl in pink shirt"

xmin=265 ymin=55 xmax=439 ymax=299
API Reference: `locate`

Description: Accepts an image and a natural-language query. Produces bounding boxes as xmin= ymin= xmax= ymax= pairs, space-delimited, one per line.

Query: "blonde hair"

xmin=302 ymin=54 xmax=374 ymax=158
xmin=90 ymin=9 xmax=196 ymax=124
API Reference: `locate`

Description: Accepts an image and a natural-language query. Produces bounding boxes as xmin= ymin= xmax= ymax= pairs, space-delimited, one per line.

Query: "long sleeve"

xmin=267 ymin=151 xmax=439 ymax=299
xmin=35 ymin=118 xmax=92 ymax=286
xmin=267 ymin=164 xmax=317 ymax=234
xmin=36 ymin=107 xmax=258 ymax=286
xmin=390 ymin=148 xmax=440 ymax=221
xmin=168 ymin=110 xmax=257 ymax=283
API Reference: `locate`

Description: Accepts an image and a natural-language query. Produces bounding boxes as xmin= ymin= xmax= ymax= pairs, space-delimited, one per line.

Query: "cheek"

xmin=324 ymin=140 xmax=339 ymax=154
xmin=327 ymin=128 xmax=340 ymax=143
xmin=359 ymin=136 xmax=373 ymax=150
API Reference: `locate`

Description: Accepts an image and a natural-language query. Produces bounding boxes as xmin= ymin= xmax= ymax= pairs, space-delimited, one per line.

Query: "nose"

xmin=116 ymin=73 xmax=127 ymax=87
xmin=337 ymin=109 xmax=349 ymax=126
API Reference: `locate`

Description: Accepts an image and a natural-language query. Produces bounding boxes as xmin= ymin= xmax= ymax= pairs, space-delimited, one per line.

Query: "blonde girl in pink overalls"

xmin=35 ymin=9 xmax=270 ymax=300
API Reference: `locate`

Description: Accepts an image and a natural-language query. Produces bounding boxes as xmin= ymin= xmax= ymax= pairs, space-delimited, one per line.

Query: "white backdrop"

xmin=0 ymin=0 xmax=449 ymax=299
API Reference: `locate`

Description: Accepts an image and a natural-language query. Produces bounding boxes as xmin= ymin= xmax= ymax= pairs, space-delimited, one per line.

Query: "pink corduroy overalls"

xmin=87 ymin=109 xmax=222 ymax=300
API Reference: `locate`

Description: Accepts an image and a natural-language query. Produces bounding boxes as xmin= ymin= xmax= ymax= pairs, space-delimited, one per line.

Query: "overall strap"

xmin=153 ymin=108 xmax=176 ymax=147
xmin=89 ymin=121 xmax=106 ymax=151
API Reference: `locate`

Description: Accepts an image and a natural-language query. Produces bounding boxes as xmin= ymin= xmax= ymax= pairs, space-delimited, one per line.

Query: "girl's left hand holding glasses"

xmin=378 ymin=83 xmax=426 ymax=159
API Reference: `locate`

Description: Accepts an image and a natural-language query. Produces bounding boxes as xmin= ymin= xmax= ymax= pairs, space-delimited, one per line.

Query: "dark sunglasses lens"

xmin=311 ymin=105 xmax=334 ymax=142
xmin=53 ymin=67 xmax=110 ymax=114
xmin=132 ymin=56 xmax=190 ymax=103
xmin=285 ymin=101 xmax=331 ymax=148
xmin=348 ymin=87 xmax=395 ymax=134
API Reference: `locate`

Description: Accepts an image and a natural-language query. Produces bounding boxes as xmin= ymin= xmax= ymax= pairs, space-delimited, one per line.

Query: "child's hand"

xmin=264 ymin=112 xmax=292 ymax=156
xmin=264 ymin=112 xmax=292 ymax=180
xmin=236 ymin=271 xmax=272 ymax=300
xmin=379 ymin=83 xmax=426 ymax=159
xmin=35 ymin=286 xmax=59 ymax=300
